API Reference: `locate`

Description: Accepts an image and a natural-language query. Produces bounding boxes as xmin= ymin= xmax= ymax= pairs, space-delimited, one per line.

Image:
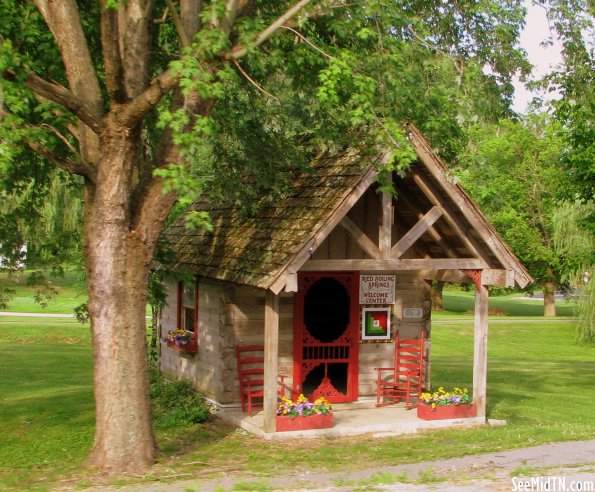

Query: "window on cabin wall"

xmin=178 ymin=279 xmax=198 ymax=338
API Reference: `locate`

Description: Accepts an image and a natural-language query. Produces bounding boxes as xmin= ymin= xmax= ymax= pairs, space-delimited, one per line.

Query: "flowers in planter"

xmin=277 ymin=394 xmax=332 ymax=419
xmin=419 ymin=387 xmax=472 ymax=409
xmin=166 ymin=329 xmax=194 ymax=346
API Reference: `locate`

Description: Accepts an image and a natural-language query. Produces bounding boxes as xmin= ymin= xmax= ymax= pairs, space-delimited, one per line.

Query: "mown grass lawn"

xmin=0 ymin=271 xmax=85 ymax=314
xmin=1 ymin=314 xmax=594 ymax=491
xmin=436 ymin=289 xmax=579 ymax=318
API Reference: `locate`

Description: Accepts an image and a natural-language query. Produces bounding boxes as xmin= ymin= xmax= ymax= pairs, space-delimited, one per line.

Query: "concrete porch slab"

xmin=217 ymin=400 xmax=491 ymax=440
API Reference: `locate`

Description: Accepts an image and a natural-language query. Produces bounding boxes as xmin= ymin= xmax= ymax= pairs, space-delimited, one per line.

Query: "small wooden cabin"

xmin=157 ymin=124 xmax=531 ymax=432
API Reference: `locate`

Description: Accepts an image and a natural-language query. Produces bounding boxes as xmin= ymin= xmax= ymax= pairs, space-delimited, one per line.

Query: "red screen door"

xmin=293 ymin=272 xmax=359 ymax=403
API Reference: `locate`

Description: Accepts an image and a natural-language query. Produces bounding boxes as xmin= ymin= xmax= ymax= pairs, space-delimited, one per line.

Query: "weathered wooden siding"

xmin=226 ymin=286 xmax=295 ymax=402
xmin=159 ymin=277 xmax=228 ymax=402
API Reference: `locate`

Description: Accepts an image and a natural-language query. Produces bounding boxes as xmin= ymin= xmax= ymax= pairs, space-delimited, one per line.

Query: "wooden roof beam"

xmin=407 ymin=124 xmax=532 ymax=288
xmin=411 ymin=170 xmax=492 ymax=267
xmin=391 ymin=206 xmax=443 ymax=259
xmin=395 ymin=188 xmax=460 ymax=258
xmin=379 ymin=192 xmax=393 ymax=257
xmin=301 ymin=258 xmax=486 ymax=271
xmin=339 ymin=215 xmax=382 ymax=259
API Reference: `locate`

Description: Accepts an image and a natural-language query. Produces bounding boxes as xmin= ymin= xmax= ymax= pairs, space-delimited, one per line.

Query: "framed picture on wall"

xmin=361 ymin=307 xmax=391 ymax=341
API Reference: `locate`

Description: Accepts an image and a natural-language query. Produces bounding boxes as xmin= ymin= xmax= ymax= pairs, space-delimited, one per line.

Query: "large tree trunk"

xmin=83 ymin=134 xmax=159 ymax=473
xmin=543 ymin=281 xmax=557 ymax=317
xmin=431 ymin=280 xmax=445 ymax=311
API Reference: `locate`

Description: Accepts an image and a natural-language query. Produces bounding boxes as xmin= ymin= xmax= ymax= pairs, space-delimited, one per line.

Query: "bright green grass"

xmin=435 ymin=290 xmax=579 ymax=318
xmin=0 ymin=319 xmax=94 ymax=491
xmin=1 ymin=317 xmax=594 ymax=491
xmin=0 ymin=271 xmax=85 ymax=314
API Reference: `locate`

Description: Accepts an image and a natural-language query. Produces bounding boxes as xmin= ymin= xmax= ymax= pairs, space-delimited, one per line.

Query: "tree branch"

xmin=25 ymin=139 xmax=97 ymax=183
xmin=229 ymin=0 xmax=314 ymax=59
xmin=34 ymin=0 xmax=102 ymax=165
xmin=100 ymin=1 xmax=126 ymax=102
xmin=23 ymin=72 xmax=102 ymax=133
xmin=221 ymin=0 xmax=239 ymax=34
xmin=232 ymin=60 xmax=279 ymax=100
xmin=165 ymin=0 xmax=191 ymax=47
xmin=117 ymin=69 xmax=180 ymax=128
xmin=280 ymin=25 xmax=332 ymax=58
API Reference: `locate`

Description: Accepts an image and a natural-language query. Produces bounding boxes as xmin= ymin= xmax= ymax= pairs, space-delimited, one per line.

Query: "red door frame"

xmin=293 ymin=271 xmax=359 ymax=403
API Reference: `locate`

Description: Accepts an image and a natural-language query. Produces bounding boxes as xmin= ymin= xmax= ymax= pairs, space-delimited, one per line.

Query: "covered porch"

xmin=218 ymin=399 xmax=495 ymax=440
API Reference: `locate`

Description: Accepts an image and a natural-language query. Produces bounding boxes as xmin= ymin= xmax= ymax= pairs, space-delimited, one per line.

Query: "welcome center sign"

xmin=359 ymin=274 xmax=396 ymax=305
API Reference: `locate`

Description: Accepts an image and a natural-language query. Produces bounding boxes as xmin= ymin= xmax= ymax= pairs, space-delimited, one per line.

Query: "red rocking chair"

xmin=375 ymin=330 xmax=425 ymax=409
xmin=236 ymin=345 xmax=286 ymax=416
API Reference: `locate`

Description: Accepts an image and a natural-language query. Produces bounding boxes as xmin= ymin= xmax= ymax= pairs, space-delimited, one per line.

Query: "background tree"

xmin=458 ymin=115 xmax=566 ymax=316
xmin=0 ymin=0 xmax=530 ymax=473
xmin=537 ymin=0 xmax=594 ymax=221
xmin=552 ymin=202 xmax=595 ymax=343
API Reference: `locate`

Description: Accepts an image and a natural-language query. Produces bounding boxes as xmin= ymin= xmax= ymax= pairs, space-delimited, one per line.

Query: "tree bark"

xmin=543 ymin=281 xmax=557 ymax=317
xmin=83 ymin=132 xmax=159 ymax=474
xmin=431 ymin=280 xmax=445 ymax=311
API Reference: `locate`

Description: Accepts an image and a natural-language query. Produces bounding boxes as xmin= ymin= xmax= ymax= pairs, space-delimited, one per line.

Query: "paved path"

xmin=78 ymin=439 xmax=595 ymax=492
xmin=0 ymin=311 xmax=74 ymax=317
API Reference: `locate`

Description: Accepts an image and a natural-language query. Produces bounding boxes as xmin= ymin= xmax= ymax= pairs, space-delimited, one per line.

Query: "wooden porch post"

xmin=379 ymin=192 xmax=393 ymax=257
xmin=472 ymin=283 xmax=489 ymax=419
xmin=263 ymin=290 xmax=280 ymax=433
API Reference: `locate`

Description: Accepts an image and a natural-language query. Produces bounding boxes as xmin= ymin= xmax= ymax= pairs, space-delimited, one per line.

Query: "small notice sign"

xmin=359 ymin=274 xmax=396 ymax=305
xmin=403 ymin=307 xmax=423 ymax=319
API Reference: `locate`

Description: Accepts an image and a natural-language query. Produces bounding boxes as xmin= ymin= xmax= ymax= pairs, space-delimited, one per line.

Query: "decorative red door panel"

xmin=293 ymin=272 xmax=359 ymax=403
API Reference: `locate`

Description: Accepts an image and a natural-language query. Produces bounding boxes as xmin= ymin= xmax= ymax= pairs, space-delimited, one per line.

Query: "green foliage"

xmin=551 ymin=201 xmax=595 ymax=344
xmin=0 ymin=284 xmax=15 ymax=310
xmin=575 ymin=274 xmax=595 ymax=344
xmin=150 ymin=371 xmax=213 ymax=429
xmin=26 ymin=270 xmax=58 ymax=308
xmin=0 ymin=269 xmax=84 ymax=313
xmin=74 ymin=302 xmax=90 ymax=324
xmin=459 ymin=116 xmax=567 ymax=286
xmin=149 ymin=0 xmax=532 ymax=216
xmin=538 ymin=1 xmax=594 ymax=215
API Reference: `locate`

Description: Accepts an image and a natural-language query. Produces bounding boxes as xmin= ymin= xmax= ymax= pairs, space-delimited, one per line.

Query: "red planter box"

xmin=417 ymin=403 xmax=477 ymax=420
xmin=276 ymin=413 xmax=334 ymax=432
xmin=166 ymin=339 xmax=197 ymax=353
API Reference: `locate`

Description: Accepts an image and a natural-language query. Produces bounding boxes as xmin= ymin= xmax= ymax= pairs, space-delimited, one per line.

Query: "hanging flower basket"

xmin=165 ymin=330 xmax=197 ymax=353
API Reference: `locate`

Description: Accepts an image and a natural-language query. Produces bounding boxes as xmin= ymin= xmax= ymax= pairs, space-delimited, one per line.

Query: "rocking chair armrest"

xmin=242 ymin=378 xmax=264 ymax=388
xmin=241 ymin=376 xmax=286 ymax=387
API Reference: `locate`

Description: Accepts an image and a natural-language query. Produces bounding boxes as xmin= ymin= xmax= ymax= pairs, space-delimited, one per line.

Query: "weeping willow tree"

xmin=0 ymin=169 xmax=84 ymax=306
xmin=553 ymin=202 xmax=595 ymax=344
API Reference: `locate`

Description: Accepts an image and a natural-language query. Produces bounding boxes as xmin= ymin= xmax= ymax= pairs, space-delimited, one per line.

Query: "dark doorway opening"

xmin=304 ymin=277 xmax=350 ymax=342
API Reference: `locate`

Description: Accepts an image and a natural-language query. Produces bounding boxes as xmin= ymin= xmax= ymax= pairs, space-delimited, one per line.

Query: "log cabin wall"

xmin=159 ymin=276 xmax=228 ymax=402
xmin=226 ymin=286 xmax=295 ymax=403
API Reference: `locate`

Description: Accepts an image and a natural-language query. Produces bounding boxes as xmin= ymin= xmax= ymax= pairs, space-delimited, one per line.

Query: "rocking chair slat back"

xmin=236 ymin=345 xmax=286 ymax=416
xmin=375 ymin=330 xmax=425 ymax=408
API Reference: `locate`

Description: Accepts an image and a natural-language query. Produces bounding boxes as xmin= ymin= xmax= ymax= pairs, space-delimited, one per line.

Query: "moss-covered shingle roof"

xmin=161 ymin=150 xmax=378 ymax=289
